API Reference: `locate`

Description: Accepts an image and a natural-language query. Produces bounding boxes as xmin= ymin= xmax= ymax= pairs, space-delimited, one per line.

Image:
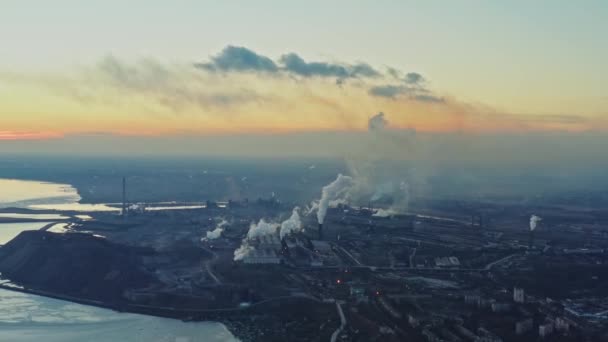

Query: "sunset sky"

xmin=1 ymin=1 xmax=607 ymax=146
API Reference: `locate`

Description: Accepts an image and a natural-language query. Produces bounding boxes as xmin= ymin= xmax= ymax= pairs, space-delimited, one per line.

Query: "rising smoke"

xmin=247 ymin=219 xmax=280 ymax=239
xmin=372 ymin=208 xmax=397 ymax=218
xmin=368 ymin=112 xmax=388 ymax=131
xmin=279 ymin=207 xmax=302 ymax=239
xmin=233 ymin=209 xmax=302 ymax=261
xmin=203 ymin=218 xmax=228 ymax=241
xmin=529 ymin=215 xmax=542 ymax=231
xmin=343 ymin=112 xmax=413 ymax=214
xmin=233 ymin=243 xmax=254 ymax=261
xmin=307 ymin=113 xmax=415 ymax=221
xmin=234 ymin=218 xmax=278 ymax=261
xmin=316 ymin=174 xmax=355 ymax=224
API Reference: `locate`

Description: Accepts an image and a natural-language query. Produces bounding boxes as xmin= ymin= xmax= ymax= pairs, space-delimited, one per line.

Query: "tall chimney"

xmin=318 ymin=223 xmax=323 ymax=240
xmin=122 ymin=177 xmax=127 ymax=217
xmin=528 ymin=230 xmax=535 ymax=249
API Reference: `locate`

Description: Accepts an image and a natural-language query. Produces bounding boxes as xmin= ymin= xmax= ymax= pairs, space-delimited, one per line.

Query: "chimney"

xmin=318 ymin=223 xmax=323 ymax=240
xmin=528 ymin=230 xmax=535 ymax=249
xmin=122 ymin=177 xmax=127 ymax=217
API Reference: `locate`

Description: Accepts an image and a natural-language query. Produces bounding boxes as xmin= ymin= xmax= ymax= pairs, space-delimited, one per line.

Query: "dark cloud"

xmin=369 ymin=70 xmax=443 ymax=103
xmin=386 ymin=67 xmax=401 ymax=79
xmin=279 ymin=53 xmax=380 ymax=79
xmin=349 ymin=62 xmax=381 ymax=78
xmin=368 ymin=84 xmax=444 ymax=103
xmin=280 ymin=53 xmax=348 ymax=78
xmin=195 ymin=45 xmax=381 ymax=80
xmin=195 ymin=45 xmax=278 ymax=73
xmin=413 ymin=94 xmax=445 ymax=103
xmin=368 ymin=85 xmax=406 ymax=98
xmin=404 ymin=72 xmax=424 ymax=84
xmin=194 ymin=45 xmax=443 ymax=102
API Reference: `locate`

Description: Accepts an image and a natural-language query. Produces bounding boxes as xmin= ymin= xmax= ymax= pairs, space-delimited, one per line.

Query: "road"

xmin=330 ymin=301 xmax=346 ymax=342
xmin=200 ymin=246 xmax=221 ymax=285
xmin=483 ymin=253 xmax=518 ymax=270
xmin=335 ymin=245 xmax=362 ymax=266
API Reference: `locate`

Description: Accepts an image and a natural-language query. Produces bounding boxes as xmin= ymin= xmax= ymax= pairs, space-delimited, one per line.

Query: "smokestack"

xmin=318 ymin=223 xmax=323 ymax=240
xmin=528 ymin=215 xmax=541 ymax=249
xmin=528 ymin=230 xmax=535 ymax=249
xmin=122 ymin=177 xmax=126 ymax=217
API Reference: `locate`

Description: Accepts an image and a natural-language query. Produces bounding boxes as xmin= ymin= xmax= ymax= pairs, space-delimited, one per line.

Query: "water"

xmin=0 ymin=178 xmax=208 ymax=213
xmin=0 ymin=178 xmax=239 ymax=341
xmin=0 ymin=222 xmax=53 ymax=244
xmin=0 ymin=178 xmax=117 ymax=212
xmin=0 ymin=213 xmax=69 ymax=220
xmin=0 ymin=289 xmax=237 ymax=342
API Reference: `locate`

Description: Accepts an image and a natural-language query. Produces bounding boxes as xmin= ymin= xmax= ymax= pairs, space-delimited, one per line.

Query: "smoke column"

xmin=247 ymin=219 xmax=279 ymax=239
xmin=280 ymin=207 xmax=302 ymax=239
xmin=368 ymin=112 xmax=388 ymax=131
xmin=372 ymin=208 xmax=397 ymax=218
xmin=233 ymin=218 xmax=279 ymax=261
xmin=234 ymin=243 xmax=254 ymax=261
xmin=529 ymin=215 xmax=542 ymax=231
xmin=316 ymin=174 xmax=354 ymax=224
xmin=203 ymin=218 xmax=228 ymax=241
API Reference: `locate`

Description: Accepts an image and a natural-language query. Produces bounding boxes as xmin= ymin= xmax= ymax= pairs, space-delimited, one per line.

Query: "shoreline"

xmin=0 ymin=283 xmax=335 ymax=342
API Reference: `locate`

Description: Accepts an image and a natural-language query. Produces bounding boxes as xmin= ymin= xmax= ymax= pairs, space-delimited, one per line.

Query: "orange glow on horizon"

xmin=0 ymin=131 xmax=64 ymax=141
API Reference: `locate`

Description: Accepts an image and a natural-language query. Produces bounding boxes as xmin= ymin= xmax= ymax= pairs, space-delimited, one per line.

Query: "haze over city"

xmin=1 ymin=2 xmax=608 ymax=342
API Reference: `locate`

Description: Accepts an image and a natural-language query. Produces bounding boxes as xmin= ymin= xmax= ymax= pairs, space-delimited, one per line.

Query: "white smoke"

xmin=529 ymin=215 xmax=542 ymax=231
xmin=372 ymin=208 xmax=397 ymax=218
xmin=305 ymin=201 xmax=319 ymax=215
xmin=316 ymin=174 xmax=355 ymax=224
xmin=280 ymin=207 xmax=302 ymax=239
xmin=203 ymin=218 xmax=228 ymax=241
xmin=128 ymin=203 xmax=146 ymax=213
xmin=393 ymin=181 xmax=410 ymax=213
xmin=247 ymin=219 xmax=279 ymax=239
xmin=233 ymin=218 xmax=280 ymax=261
xmin=371 ymin=181 xmax=394 ymax=201
xmin=367 ymin=180 xmax=410 ymax=214
xmin=234 ymin=242 xmax=254 ymax=261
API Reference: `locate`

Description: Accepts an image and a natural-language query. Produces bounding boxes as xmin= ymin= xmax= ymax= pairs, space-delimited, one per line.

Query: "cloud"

xmin=368 ymin=69 xmax=444 ymax=103
xmin=195 ymin=45 xmax=381 ymax=80
xmin=76 ymin=55 xmax=263 ymax=109
xmin=195 ymin=45 xmax=278 ymax=73
xmin=404 ymin=72 xmax=424 ymax=84
xmin=279 ymin=52 xmax=380 ymax=79
xmin=413 ymin=94 xmax=445 ymax=103
xmin=368 ymin=84 xmax=445 ymax=103
xmin=368 ymin=85 xmax=406 ymax=98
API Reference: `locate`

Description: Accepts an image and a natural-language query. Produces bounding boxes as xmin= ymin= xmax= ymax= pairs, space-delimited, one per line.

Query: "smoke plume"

xmin=234 ymin=242 xmax=254 ymax=261
xmin=280 ymin=207 xmax=302 ymax=239
xmin=368 ymin=112 xmax=388 ymax=131
xmin=316 ymin=174 xmax=355 ymax=224
xmin=529 ymin=215 xmax=542 ymax=231
xmin=233 ymin=218 xmax=279 ymax=261
xmin=203 ymin=218 xmax=228 ymax=241
xmin=247 ymin=218 xmax=280 ymax=239
xmin=372 ymin=208 xmax=397 ymax=218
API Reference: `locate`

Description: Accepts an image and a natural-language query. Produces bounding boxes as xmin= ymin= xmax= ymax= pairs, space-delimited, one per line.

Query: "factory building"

xmin=515 ymin=318 xmax=534 ymax=335
xmin=513 ymin=287 xmax=525 ymax=303
xmin=242 ymin=248 xmax=281 ymax=264
xmin=538 ymin=320 xmax=554 ymax=338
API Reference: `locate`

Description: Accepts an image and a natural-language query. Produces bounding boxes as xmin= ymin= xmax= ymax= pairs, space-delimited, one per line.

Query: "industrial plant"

xmin=1 ymin=168 xmax=607 ymax=342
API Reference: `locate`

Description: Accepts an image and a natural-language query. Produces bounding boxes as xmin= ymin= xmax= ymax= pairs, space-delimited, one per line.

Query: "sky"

xmin=0 ymin=1 xmax=607 ymax=157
